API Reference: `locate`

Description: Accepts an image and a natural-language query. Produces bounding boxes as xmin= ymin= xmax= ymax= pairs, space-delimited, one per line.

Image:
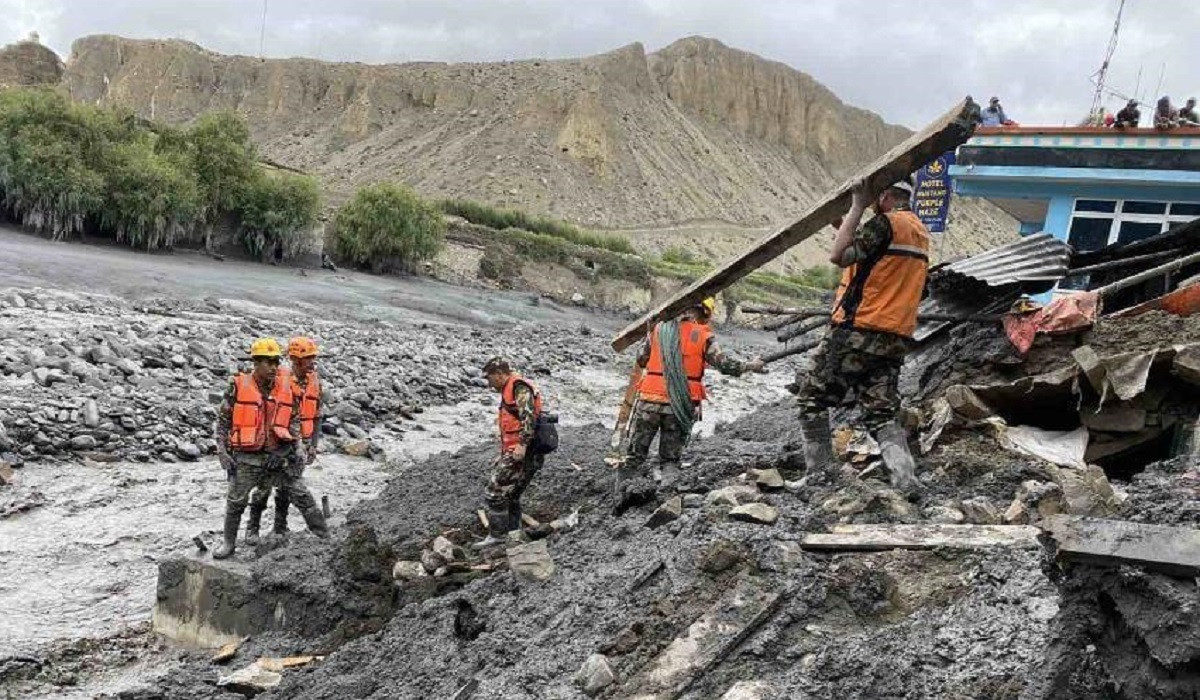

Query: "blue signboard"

xmin=912 ymin=151 xmax=955 ymax=233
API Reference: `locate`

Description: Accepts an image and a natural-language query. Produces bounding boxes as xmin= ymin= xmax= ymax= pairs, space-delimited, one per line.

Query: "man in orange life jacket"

xmin=617 ymin=298 xmax=764 ymax=507
xmin=795 ymin=176 xmax=928 ymax=496
xmin=212 ymin=338 xmax=328 ymax=560
xmin=244 ymin=337 xmax=323 ymax=544
xmin=475 ymin=356 xmax=544 ymax=548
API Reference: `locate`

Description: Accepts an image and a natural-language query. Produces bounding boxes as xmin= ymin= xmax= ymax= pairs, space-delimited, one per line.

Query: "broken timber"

xmin=799 ymin=524 xmax=1041 ymax=551
xmin=624 ymin=575 xmax=782 ymax=700
xmin=610 ymin=97 xmax=981 ymax=351
xmin=1042 ymin=515 xmax=1200 ymax=578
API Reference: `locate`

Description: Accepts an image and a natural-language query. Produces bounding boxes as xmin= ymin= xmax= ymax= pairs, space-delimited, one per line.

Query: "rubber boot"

xmin=272 ymin=492 xmax=290 ymax=536
xmin=799 ymin=412 xmax=834 ymax=480
xmin=299 ymin=505 xmax=330 ymax=539
xmin=212 ymin=507 xmax=243 ymax=560
xmin=472 ymin=508 xmax=509 ymax=550
xmin=244 ymin=502 xmax=265 ymax=547
xmin=874 ymin=421 xmax=922 ymax=497
xmin=508 ymin=501 xmax=523 ymax=533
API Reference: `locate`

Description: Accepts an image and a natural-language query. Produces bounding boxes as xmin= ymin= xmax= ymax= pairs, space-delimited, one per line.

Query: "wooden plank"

xmin=624 ymin=576 xmax=781 ymax=700
xmin=799 ymin=524 xmax=1041 ymax=551
xmin=1042 ymin=515 xmax=1200 ymax=577
xmin=610 ymin=97 xmax=981 ymax=351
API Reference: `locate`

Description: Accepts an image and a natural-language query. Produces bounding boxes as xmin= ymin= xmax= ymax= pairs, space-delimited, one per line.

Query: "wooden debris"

xmin=256 ymin=655 xmax=323 ymax=672
xmin=476 ymin=509 xmax=489 ymax=530
xmin=799 ymin=523 xmax=1041 ymax=551
xmin=1042 ymin=515 xmax=1200 ymax=577
xmin=211 ymin=637 xmax=246 ymax=664
xmin=610 ymin=97 xmax=980 ymax=351
xmin=623 ymin=576 xmax=782 ymax=699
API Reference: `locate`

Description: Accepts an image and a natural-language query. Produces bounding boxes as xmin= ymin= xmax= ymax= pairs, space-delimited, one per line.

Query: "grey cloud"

xmin=2 ymin=0 xmax=1196 ymax=129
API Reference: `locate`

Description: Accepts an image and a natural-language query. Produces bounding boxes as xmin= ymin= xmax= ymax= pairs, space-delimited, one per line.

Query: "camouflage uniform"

xmin=215 ymin=375 xmax=323 ymax=537
xmin=625 ymin=332 xmax=748 ymax=472
xmin=248 ymin=371 xmax=323 ymax=534
xmin=797 ymin=207 xmax=914 ymax=433
xmin=484 ymin=382 xmax=543 ymax=527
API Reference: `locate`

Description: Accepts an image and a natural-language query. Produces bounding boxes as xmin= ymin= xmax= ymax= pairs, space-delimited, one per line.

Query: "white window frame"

xmin=1069 ymin=198 xmax=1198 ymax=248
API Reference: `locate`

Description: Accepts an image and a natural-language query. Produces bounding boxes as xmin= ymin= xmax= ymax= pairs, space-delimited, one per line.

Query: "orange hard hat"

xmin=287 ymin=336 xmax=319 ymax=359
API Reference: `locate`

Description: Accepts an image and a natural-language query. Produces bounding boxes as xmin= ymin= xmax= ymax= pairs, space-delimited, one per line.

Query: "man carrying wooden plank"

xmin=794 ymin=176 xmax=929 ymax=496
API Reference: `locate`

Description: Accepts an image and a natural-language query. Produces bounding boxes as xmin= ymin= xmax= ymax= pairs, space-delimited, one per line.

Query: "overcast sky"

xmin=2 ymin=0 xmax=1196 ymax=128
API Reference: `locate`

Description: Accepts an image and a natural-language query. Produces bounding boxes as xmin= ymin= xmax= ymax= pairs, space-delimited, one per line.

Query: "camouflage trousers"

xmin=625 ymin=401 xmax=689 ymax=470
xmin=484 ymin=450 xmax=545 ymax=515
xmin=227 ymin=454 xmax=318 ymax=516
xmin=795 ymin=327 xmax=908 ymax=432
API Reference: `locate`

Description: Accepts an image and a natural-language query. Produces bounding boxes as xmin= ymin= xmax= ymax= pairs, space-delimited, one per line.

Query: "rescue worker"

xmin=616 ymin=298 xmax=764 ymax=507
xmin=212 ymin=338 xmax=328 ymax=560
xmin=244 ymin=337 xmax=323 ymax=544
xmin=475 ymin=357 xmax=544 ymax=549
xmin=795 ymin=176 xmax=929 ymax=496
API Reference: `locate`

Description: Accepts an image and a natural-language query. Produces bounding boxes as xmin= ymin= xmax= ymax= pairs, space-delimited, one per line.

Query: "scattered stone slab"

xmin=749 ymin=468 xmax=784 ymax=490
xmin=622 ymin=576 xmax=781 ymax=700
xmin=342 ymin=439 xmax=370 ymax=457
xmin=959 ymin=496 xmax=1001 ymax=525
xmin=1042 ymin=515 xmax=1200 ymax=577
xmin=728 ymin=503 xmax=778 ymax=525
xmin=574 ymin=653 xmax=615 ymax=695
xmin=705 ymin=485 xmax=760 ymax=508
xmin=432 ymin=535 xmax=459 ymax=562
xmin=1048 ymin=465 xmax=1119 ymax=517
xmin=645 ymin=496 xmax=683 ymax=529
xmin=507 ymin=540 xmax=554 ymax=582
xmin=799 ymin=523 xmax=1041 ymax=552
xmin=217 ymin=661 xmax=282 ymax=696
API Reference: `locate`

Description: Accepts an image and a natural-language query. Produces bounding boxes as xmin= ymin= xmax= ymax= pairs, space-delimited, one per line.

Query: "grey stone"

xmin=343 ymin=423 xmax=367 ymax=439
xmin=570 ymin=292 xmax=586 ymax=306
xmin=342 ymin=439 xmax=370 ymax=457
xmin=751 ymin=468 xmax=784 ymax=490
xmin=705 ymin=485 xmax=760 ymax=508
xmin=421 ymin=549 xmax=447 ymax=573
xmin=0 ymin=460 xmax=13 ymax=485
xmin=176 ymin=442 xmax=202 ymax=461
xmin=645 ymin=495 xmax=683 ymax=529
xmin=728 ymin=503 xmax=779 ymax=525
xmin=574 ymin=653 xmax=615 ymax=695
xmin=959 ymin=496 xmax=1001 ymax=525
xmin=925 ymin=505 xmax=966 ymax=524
xmin=392 ymin=560 xmax=428 ymax=581
xmin=115 ymin=358 xmax=139 ymax=376
xmin=349 ymin=392 xmax=371 ymax=406
xmin=217 ymin=661 xmax=282 ymax=695
xmin=69 ymin=435 xmax=98 ymax=451
xmin=507 ymin=539 xmax=555 ymax=581
xmin=83 ymin=399 xmax=101 ymax=428
xmin=431 ymin=535 xmax=458 ymax=562
xmin=170 ymin=354 xmax=187 ymax=368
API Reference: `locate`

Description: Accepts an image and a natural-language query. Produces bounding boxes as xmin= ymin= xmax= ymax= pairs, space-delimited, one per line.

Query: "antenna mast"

xmin=1089 ymin=0 xmax=1127 ymax=119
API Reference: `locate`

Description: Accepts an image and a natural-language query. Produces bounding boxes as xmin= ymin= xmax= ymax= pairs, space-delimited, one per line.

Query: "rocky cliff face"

xmin=57 ymin=34 xmax=1013 ymax=268
xmin=0 ymin=40 xmax=64 ymax=88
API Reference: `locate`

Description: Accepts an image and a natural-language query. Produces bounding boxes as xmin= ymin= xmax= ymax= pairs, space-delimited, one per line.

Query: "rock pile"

xmin=0 ymin=287 xmax=613 ymax=464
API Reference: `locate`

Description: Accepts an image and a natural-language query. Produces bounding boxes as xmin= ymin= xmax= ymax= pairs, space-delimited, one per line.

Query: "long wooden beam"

xmin=611 ymin=97 xmax=981 ymax=352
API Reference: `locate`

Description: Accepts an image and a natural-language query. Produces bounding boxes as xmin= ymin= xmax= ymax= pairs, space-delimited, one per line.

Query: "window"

xmin=1067 ymin=198 xmax=1200 ymax=251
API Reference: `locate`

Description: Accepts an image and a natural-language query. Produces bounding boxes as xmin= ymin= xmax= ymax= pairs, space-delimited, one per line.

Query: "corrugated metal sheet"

xmin=936 ymin=233 xmax=1071 ymax=288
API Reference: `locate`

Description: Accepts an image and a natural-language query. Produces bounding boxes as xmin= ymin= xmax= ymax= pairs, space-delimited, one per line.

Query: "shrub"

xmin=335 ymin=183 xmax=445 ymax=272
xmin=0 ymin=89 xmax=105 ymax=239
xmin=660 ymin=245 xmax=703 ymax=266
xmin=236 ymin=172 xmax=321 ymax=260
xmin=100 ymin=137 xmax=202 ymax=249
xmin=187 ymin=110 xmax=258 ymax=221
xmin=439 ymin=198 xmax=635 ymax=254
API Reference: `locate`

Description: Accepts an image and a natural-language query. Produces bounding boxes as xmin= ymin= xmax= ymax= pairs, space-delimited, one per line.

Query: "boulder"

xmin=507 ymin=540 xmax=555 ymax=582
xmin=705 ymin=485 xmax=760 ymax=508
xmin=342 ymin=439 xmax=370 ymax=457
xmin=1049 ymin=465 xmax=1118 ymax=517
xmin=959 ymin=496 xmax=1001 ymax=525
xmin=574 ymin=653 xmax=615 ymax=696
xmin=69 ymin=435 xmax=98 ymax=451
xmin=728 ymin=503 xmax=779 ymax=525
xmin=176 ymin=442 xmax=202 ymax=461
xmin=431 ymin=535 xmax=459 ymax=562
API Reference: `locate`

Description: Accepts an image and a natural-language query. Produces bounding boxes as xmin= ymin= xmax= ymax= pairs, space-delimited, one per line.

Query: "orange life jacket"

xmin=293 ymin=371 xmax=321 ymax=439
xmin=638 ymin=320 xmax=712 ymax=404
xmin=831 ymin=210 xmax=930 ymax=338
xmin=228 ymin=369 xmax=296 ymax=452
xmin=498 ymin=375 xmax=543 ymax=452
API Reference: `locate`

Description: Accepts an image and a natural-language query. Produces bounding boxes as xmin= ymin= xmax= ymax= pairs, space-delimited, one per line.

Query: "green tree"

xmin=100 ymin=137 xmax=203 ymax=249
xmin=187 ymin=110 xmax=257 ymax=244
xmin=236 ymin=171 xmax=321 ymax=260
xmin=335 ymin=183 xmax=445 ymax=273
xmin=0 ymin=89 xmax=105 ymax=240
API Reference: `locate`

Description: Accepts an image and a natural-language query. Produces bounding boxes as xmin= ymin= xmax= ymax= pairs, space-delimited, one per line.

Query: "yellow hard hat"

xmin=698 ymin=297 xmax=717 ymax=315
xmin=249 ymin=337 xmax=282 ymax=358
xmin=287 ymin=336 xmax=319 ymax=359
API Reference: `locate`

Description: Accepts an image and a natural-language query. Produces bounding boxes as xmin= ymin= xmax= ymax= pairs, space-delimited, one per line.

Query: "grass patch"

xmin=439 ymin=198 xmax=635 ymax=255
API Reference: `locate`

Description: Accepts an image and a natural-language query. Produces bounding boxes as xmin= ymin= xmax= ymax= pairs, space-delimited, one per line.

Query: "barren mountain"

xmin=54 ymin=34 xmax=1014 ymax=270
